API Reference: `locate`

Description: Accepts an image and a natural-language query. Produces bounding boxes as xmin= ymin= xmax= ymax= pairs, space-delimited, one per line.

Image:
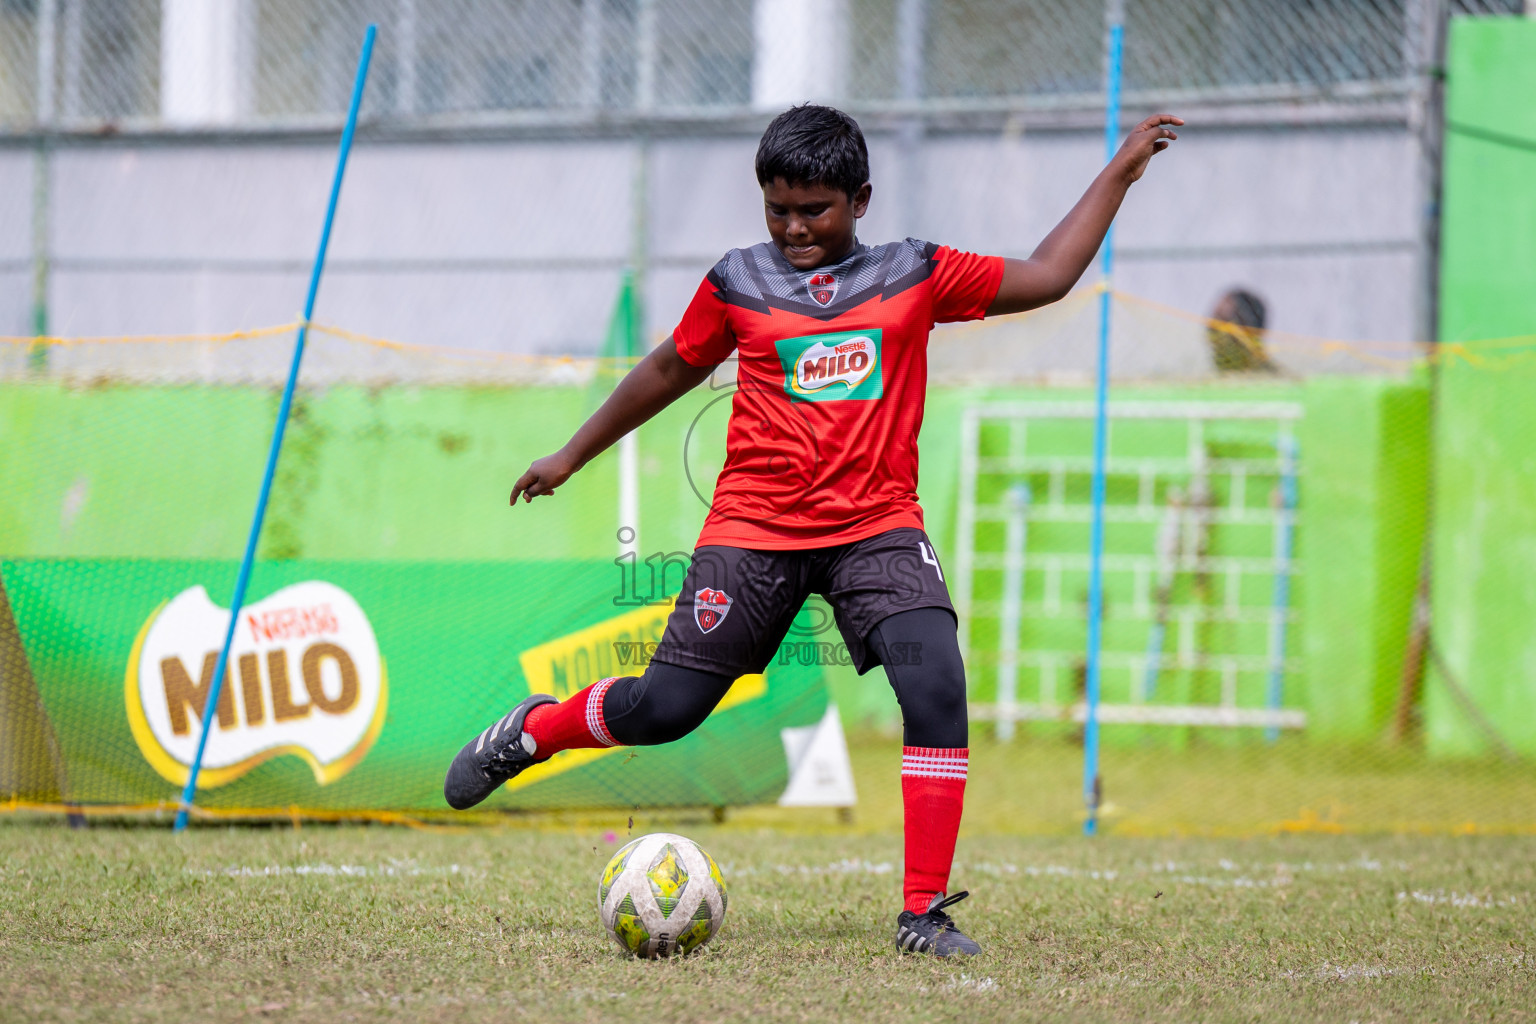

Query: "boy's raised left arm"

xmin=986 ymin=113 xmax=1183 ymax=317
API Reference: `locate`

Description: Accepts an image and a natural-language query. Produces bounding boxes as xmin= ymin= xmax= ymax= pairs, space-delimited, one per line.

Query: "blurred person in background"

xmin=1207 ymin=287 xmax=1275 ymax=373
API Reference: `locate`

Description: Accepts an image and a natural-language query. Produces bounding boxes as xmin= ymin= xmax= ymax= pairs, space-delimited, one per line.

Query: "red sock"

xmin=522 ymin=677 xmax=623 ymax=756
xmin=901 ymin=746 xmax=968 ymax=914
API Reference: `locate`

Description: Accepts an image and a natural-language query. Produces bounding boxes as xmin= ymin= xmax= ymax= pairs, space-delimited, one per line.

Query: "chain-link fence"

xmin=1 ymin=0 xmax=1527 ymax=352
xmin=0 ymin=0 xmax=1524 ymax=131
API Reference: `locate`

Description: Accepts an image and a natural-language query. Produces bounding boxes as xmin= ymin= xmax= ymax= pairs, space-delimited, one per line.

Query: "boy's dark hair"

xmin=755 ymin=104 xmax=870 ymax=198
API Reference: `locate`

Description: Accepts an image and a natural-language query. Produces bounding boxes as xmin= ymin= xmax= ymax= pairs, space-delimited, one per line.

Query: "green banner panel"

xmin=1428 ymin=17 xmax=1536 ymax=758
xmin=0 ymin=559 xmax=827 ymax=812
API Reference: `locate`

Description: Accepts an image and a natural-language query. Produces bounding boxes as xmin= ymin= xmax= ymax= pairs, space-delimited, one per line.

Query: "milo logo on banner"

xmin=775 ymin=329 xmax=884 ymax=403
xmin=125 ymin=581 xmax=387 ymax=788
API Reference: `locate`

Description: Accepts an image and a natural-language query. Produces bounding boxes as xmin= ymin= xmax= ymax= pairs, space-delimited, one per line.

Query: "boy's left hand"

xmin=1116 ymin=114 xmax=1184 ymax=183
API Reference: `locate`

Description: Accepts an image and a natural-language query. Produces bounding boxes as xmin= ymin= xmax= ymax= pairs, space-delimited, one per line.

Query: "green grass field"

xmin=3 ymin=736 xmax=1534 ymax=1023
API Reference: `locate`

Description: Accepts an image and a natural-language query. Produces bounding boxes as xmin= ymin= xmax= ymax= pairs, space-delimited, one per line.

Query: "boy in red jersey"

xmin=446 ymin=105 xmax=1181 ymax=956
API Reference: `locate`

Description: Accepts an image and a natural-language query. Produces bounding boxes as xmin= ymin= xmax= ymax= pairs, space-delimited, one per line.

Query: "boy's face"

xmin=763 ymin=178 xmax=872 ymax=270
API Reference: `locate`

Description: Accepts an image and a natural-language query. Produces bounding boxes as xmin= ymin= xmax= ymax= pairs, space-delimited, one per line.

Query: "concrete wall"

xmin=1 ymin=119 xmax=1423 ymax=367
xmin=0 ymin=149 xmax=30 ymax=335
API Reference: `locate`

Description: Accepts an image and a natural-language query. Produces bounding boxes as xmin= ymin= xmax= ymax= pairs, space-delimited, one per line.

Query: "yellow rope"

xmin=0 ymin=797 xmax=481 ymax=831
xmin=0 ymin=323 xmax=301 ymax=347
xmin=3 ymin=292 xmax=1533 ymax=372
xmin=1114 ymin=290 xmax=1431 ymax=357
xmin=308 ymin=321 xmax=647 ymax=370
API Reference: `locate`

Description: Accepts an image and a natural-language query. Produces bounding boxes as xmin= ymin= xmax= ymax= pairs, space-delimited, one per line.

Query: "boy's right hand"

xmin=508 ymin=338 xmax=712 ymax=508
xmin=510 ymin=451 xmax=578 ymax=505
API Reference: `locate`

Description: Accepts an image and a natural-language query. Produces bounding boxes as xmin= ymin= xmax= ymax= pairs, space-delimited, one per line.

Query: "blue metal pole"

xmin=1264 ymin=434 xmax=1298 ymax=743
xmin=174 ymin=25 xmax=377 ymax=831
xmin=1083 ymin=8 xmax=1123 ymax=837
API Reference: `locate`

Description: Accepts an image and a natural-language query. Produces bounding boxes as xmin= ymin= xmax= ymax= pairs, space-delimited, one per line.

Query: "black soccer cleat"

xmin=443 ymin=693 xmax=559 ymax=810
xmin=895 ymin=891 xmax=983 ymax=957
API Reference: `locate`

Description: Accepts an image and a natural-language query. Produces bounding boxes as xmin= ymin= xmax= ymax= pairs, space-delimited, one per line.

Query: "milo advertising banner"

xmin=0 ymin=559 xmax=831 ymax=814
xmin=128 ymin=581 xmax=388 ymax=789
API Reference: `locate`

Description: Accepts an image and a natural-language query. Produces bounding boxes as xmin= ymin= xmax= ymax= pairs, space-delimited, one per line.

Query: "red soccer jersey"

xmin=671 ymin=238 xmax=1003 ymax=550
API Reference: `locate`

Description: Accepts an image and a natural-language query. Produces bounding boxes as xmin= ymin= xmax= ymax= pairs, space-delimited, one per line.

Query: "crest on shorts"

xmin=806 ymin=272 xmax=838 ymax=306
xmin=694 ymin=588 xmax=733 ymax=634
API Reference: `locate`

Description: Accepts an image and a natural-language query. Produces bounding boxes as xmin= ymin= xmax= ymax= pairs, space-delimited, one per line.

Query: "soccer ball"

xmin=597 ymin=832 xmax=727 ymax=958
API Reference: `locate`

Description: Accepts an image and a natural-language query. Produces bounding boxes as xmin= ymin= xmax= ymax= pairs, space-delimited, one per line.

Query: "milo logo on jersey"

xmin=775 ymin=329 xmax=884 ymax=403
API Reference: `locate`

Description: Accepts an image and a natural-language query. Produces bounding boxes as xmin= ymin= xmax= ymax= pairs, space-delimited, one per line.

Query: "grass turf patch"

xmin=1 ymin=818 xmax=1533 ymax=1023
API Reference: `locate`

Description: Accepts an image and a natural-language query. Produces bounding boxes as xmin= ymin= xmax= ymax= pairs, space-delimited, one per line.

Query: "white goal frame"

xmin=954 ymin=400 xmax=1306 ymax=734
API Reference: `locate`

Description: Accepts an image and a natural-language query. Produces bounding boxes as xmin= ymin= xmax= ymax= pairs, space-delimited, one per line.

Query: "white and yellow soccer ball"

xmin=596 ymin=832 xmax=727 ymax=958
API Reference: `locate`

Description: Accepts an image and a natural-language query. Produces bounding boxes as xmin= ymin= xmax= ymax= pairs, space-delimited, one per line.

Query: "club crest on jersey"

xmin=694 ymin=588 xmax=733 ymax=633
xmin=806 ymin=271 xmax=839 ymax=306
xmin=774 ymin=329 xmax=885 ymax=403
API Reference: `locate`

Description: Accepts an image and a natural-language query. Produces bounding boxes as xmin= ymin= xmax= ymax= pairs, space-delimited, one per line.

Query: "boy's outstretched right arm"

xmin=510 ymin=337 xmax=714 ymax=505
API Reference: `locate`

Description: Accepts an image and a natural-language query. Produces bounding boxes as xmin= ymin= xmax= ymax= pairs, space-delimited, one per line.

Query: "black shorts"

xmin=650 ymin=527 xmax=954 ymax=677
